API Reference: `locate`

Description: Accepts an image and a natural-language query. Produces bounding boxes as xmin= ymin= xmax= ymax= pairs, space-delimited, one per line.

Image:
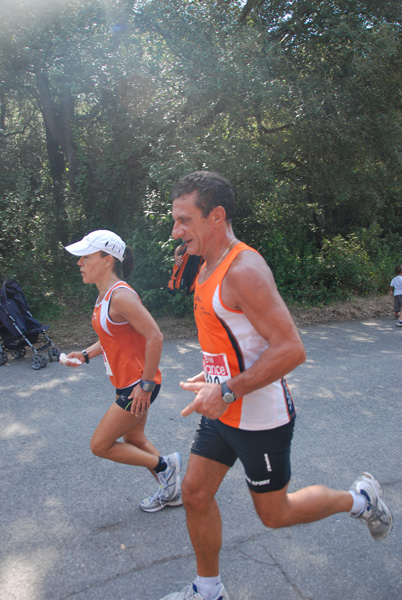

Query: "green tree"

xmin=0 ymin=0 xmax=401 ymax=316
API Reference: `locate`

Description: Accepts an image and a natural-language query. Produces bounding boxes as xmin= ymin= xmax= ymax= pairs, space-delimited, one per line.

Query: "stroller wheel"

xmin=31 ymin=355 xmax=42 ymax=370
xmin=11 ymin=349 xmax=23 ymax=359
xmin=40 ymin=355 xmax=47 ymax=368
xmin=0 ymin=351 xmax=8 ymax=365
xmin=48 ymin=348 xmax=53 ymax=362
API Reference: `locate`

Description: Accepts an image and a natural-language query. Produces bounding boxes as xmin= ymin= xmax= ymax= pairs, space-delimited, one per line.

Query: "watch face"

xmin=223 ymin=392 xmax=236 ymax=404
xmin=141 ymin=381 xmax=155 ymax=392
xmin=221 ymin=382 xmax=236 ymax=404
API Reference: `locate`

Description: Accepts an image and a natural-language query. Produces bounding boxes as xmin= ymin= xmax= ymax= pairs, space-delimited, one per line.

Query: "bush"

xmin=258 ymin=224 xmax=400 ymax=307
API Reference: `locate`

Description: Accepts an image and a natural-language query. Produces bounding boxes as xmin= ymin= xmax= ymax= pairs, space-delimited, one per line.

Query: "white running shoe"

xmin=157 ymin=452 xmax=182 ymax=500
xmin=349 ymin=472 xmax=393 ymax=540
xmin=159 ymin=582 xmax=230 ymax=600
xmin=140 ymin=489 xmax=182 ymax=513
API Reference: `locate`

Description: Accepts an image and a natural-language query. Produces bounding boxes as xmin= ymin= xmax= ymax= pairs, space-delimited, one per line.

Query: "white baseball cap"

xmin=65 ymin=230 xmax=126 ymax=262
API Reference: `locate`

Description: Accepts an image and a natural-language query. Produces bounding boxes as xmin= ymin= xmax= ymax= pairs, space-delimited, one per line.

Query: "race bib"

xmin=203 ymin=352 xmax=231 ymax=384
xmin=102 ymin=347 xmax=113 ymax=376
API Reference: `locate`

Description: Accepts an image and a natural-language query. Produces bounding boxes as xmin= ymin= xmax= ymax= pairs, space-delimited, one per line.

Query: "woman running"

xmin=64 ymin=229 xmax=181 ymax=512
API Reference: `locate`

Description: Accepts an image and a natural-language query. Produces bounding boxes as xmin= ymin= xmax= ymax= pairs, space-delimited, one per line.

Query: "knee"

xmin=181 ymin=478 xmax=197 ymax=509
xmin=181 ymin=477 xmax=210 ymax=513
xmin=90 ymin=436 xmax=109 ymax=458
xmin=258 ymin=513 xmax=285 ymax=529
xmin=254 ymin=501 xmax=289 ymax=529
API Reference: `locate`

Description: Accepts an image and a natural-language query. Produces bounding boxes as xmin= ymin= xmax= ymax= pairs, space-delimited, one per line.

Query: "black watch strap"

xmin=140 ymin=379 xmax=156 ymax=392
xmin=81 ymin=350 xmax=89 ymax=364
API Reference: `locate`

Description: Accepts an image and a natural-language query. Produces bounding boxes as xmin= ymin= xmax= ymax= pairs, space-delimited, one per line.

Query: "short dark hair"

xmin=395 ymin=265 xmax=402 ymax=275
xmin=171 ymin=171 xmax=235 ymax=221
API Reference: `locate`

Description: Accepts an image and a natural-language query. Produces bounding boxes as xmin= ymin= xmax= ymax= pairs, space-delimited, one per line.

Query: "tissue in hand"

xmin=59 ymin=352 xmax=82 ymax=366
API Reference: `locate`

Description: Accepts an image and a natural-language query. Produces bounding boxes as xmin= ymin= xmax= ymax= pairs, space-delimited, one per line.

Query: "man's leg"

xmin=251 ymin=475 xmax=392 ymax=542
xmin=182 ymin=453 xmax=230 ymax=576
xmin=250 ymin=482 xmax=352 ymax=529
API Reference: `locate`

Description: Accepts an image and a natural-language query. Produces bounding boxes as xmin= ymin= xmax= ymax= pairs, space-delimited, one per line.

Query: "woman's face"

xmin=77 ymin=251 xmax=110 ymax=284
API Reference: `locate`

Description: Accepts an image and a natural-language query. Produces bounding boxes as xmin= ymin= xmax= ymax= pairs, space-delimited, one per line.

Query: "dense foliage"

xmin=1 ymin=0 xmax=401 ymax=319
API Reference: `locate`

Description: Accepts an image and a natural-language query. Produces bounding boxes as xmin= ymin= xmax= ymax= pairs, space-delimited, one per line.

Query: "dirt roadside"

xmin=47 ymin=294 xmax=394 ymax=349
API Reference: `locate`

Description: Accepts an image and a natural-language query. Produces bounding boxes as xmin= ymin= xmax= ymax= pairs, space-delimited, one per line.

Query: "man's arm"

xmin=174 ymin=244 xmax=184 ymax=266
xmin=221 ymin=249 xmax=306 ymax=397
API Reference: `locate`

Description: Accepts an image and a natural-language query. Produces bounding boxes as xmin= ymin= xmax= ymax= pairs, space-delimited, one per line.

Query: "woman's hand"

xmin=61 ymin=351 xmax=84 ymax=367
xmin=129 ymin=386 xmax=151 ymax=417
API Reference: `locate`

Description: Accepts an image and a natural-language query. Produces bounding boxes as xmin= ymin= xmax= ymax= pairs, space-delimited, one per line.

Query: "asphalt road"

xmin=0 ymin=317 xmax=401 ymax=600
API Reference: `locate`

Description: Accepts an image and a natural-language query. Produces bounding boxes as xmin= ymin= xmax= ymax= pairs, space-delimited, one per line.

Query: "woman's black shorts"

xmin=115 ymin=382 xmax=161 ymax=411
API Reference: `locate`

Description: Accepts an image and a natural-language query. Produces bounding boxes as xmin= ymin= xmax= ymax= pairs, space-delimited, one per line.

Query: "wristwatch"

xmin=81 ymin=350 xmax=89 ymax=364
xmin=221 ymin=381 xmax=237 ymax=404
xmin=140 ymin=379 xmax=156 ymax=392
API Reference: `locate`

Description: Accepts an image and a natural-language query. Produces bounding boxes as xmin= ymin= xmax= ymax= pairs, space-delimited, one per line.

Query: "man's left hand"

xmin=180 ymin=380 xmax=227 ymax=419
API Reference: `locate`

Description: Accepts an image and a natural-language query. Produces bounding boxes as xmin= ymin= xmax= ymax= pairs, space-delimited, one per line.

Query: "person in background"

xmin=64 ymin=229 xmax=182 ymax=513
xmin=159 ymin=171 xmax=393 ymax=600
xmin=174 ymin=243 xmax=185 ymax=266
xmin=389 ymin=264 xmax=402 ymax=326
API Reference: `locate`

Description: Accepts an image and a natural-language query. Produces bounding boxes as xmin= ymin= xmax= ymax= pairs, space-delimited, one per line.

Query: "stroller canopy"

xmin=0 ymin=279 xmax=44 ymax=337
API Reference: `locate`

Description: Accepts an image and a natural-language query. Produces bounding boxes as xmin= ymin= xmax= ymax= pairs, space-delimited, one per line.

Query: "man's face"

xmin=172 ymin=191 xmax=210 ymax=256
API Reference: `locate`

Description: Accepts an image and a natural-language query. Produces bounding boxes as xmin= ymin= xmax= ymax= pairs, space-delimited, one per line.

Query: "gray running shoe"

xmin=159 ymin=582 xmax=230 ymax=600
xmin=157 ymin=452 xmax=182 ymax=500
xmin=350 ymin=472 xmax=393 ymax=540
xmin=396 ymin=321 xmax=402 ymax=327
xmin=140 ymin=488 xmax=182 ymax=513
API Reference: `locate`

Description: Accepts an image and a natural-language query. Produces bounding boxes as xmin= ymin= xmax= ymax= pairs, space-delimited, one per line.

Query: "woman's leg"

xmin=123 ymin=412 xmax=161 ymax=480
xmin=123 ymin=419 xmax=160 ymax=456
xmin=90 ymin=402 xmax=159 ymax=470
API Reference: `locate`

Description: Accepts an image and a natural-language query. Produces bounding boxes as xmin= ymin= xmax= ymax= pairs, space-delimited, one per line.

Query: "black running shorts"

xmin=191 ymin=415 xmax=295 ymax=493
xmin=115 ymin=382 xmax=161 ymax=411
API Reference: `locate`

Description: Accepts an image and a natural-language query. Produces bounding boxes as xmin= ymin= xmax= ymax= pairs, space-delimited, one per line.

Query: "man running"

xmin=160 ymin=171 xmax=392 ymax=600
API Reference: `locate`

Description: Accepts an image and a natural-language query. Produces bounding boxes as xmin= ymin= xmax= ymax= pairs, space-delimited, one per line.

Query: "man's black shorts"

xmin=191 ymin=415 xmax=295 ymax=493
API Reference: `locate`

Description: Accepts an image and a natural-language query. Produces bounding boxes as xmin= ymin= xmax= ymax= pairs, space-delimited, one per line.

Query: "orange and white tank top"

xmin=194 ymin=242 xmax=295 ymax=431
xmin=91 ymin=281 xmax=161 ymax=390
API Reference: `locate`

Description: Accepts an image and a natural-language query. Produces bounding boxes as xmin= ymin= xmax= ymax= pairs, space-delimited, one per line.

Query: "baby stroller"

xmin=0 ymin=279 xmax=60 ymax=369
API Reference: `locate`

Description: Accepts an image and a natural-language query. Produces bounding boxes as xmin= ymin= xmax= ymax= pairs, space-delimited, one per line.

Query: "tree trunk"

xmin=36 ymin=72 xmax=78 ymax=182
xmin=36 ymin=72 xmax=73 ymax=245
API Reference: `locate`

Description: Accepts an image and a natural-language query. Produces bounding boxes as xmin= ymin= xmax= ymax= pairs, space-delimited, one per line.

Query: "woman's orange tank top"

xmin=92 ymin=281 xmax=161 ymax=390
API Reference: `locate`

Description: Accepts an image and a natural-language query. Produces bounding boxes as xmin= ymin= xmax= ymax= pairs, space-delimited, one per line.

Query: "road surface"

xmin=0 ymin=317 xmax=401 ymax=600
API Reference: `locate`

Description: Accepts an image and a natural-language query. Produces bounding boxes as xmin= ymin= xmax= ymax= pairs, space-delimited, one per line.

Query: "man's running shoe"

xmin=349 ymin=472 xmax=393 ymax=540
xmin=140 ymin=489 xmax=182 ymax=513
xmin=396 ymin=321 xmax=402 ymax=327
xmin=159 ymin=582 xmax=230 ymax=600
xmin=157 ymin=452 xmax=182 ymax=500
